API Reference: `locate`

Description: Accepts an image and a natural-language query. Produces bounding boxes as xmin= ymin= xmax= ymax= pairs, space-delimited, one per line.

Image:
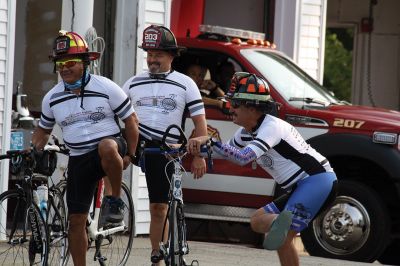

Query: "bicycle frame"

xmin=87 ymin=179 xmax=128 ymax=240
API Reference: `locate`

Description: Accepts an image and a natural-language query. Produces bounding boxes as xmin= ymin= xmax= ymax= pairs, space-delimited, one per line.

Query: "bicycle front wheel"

xmin=0 ymin=190 xmax=49 ymax=265
xmin=95 ymin=182 xmax=135 ymax=265
xmin=166 ymin=201 xmax=186 ymax=266
xmin=47 ymin=185 xmax=68 ymax=266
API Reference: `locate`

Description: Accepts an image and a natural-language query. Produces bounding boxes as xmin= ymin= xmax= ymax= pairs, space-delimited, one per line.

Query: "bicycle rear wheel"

xmin=47 ymin=185 xmax=68 ymax=266
xmin=94 ymin=182 xmax=135 ymax=265
xmin=0 ymin=190 xmax=49 ymax=265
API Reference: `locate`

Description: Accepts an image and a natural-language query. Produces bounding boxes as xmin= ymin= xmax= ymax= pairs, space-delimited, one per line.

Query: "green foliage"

xmin=323 ymin=29 xmax=353 ymax=102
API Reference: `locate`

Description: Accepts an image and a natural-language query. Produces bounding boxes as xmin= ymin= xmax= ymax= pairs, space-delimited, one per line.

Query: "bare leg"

xmin=68 ymin=213 xmax=88 ymax=266
xmin=150 ymin=203 xmax=169 ymax=266
xmin=250 ymin=208 xmax=300 ymax=265
xmin=250 ymin=207 xmax=278 ymax=233
xmin=98 ymin=139 xmax=123 ymax=197
xmin=103 ymin=176 xmax=112 ymax=196
xmin=277 ymin=231 xmax=300 ymax=266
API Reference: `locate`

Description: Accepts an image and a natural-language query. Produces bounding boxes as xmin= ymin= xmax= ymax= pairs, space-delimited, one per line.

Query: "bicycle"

xmin=56 ymin=157 xmax=135 ymax=265
xmin=141 ymin=124 xmax=212 ymax=266
xmin=0 ymin=139 xmax=69 ymax=266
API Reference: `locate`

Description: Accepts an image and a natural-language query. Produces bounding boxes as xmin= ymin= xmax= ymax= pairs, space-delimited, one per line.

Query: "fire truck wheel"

xmin=378 ymin=239 xmax=400 ymax=265
xmin=300 ymin=180 xmax=390 ymax=262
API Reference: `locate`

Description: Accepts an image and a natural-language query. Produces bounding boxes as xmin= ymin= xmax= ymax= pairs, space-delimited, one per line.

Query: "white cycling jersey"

xmin=228 ymin=115 xmax=333 ymax=189
xmin=122 ymin=70 xmax=205 ymax=143
xmin=39 ymin=74 xmax=135 ymax=156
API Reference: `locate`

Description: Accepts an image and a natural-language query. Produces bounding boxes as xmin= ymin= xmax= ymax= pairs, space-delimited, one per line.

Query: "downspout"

xmin=61 ymin=0 xmax=94 ymax=37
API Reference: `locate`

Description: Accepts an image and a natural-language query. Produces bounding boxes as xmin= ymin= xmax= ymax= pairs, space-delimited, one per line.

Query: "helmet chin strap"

xmin=63 ymin=68 xmax=90 ymax=91
xmin=149 ymin=70 xmax=173 ymax=79
xmin=63 ymin=67 xmax=90 ymax=109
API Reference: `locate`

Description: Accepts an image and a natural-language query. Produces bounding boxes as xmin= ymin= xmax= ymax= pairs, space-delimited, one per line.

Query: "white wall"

xmin=327 ymin=0 xmax=400 ymax=109
xmin=274 ymin=0 xmax=327 ymax=84
xmin=0 ymin=0 xmax=16 ymax=234
xmin=133 ymin=0 xmax=172 ymax=235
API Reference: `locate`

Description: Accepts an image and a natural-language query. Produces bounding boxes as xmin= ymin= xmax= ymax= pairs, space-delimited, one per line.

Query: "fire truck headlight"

xmin=372 ymin=132 xmax=398 ymax=145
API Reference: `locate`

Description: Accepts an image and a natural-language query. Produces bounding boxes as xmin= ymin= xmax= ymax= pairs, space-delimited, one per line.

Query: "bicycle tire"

xmin=167 ymin=200 xmax=186 ymax=266
xmin=94 ymin=182 xmax=135 ymax=265
xmin=47 ymin=184 xmax=68 ymax=266
xmin=55 ymin=180 xmax=70 ymax=266
xmin=0 ymin=189 xmax=49 ymax=265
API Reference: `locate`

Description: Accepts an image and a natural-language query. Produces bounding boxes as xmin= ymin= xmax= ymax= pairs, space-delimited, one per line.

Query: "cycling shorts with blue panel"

xmin=263 ymin=172 xmax=337 ymax=232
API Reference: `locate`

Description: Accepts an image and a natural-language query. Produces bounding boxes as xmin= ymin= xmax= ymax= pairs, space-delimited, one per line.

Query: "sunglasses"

xmin=229 ymin=99 xmax=243 ymax=108
xmin=55 ymin=59 xmax=83 ymax=70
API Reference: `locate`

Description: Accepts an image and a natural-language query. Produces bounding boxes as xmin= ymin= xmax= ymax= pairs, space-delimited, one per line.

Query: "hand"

xmin=187 ymin=137 xmax=207 ymax=155
xmin=191 ymin=156 xmax=206 ymax=179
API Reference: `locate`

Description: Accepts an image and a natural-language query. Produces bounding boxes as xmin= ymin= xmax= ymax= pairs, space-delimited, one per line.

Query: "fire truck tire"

xmin=300 ymin=180 xmax=390 ymax=262
xmin=378 ymin=239 xmax=400 ymax=265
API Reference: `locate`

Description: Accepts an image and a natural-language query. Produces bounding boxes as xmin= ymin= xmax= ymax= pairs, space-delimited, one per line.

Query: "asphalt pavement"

xmin=124 ymin=236 xmax=382 ymax=266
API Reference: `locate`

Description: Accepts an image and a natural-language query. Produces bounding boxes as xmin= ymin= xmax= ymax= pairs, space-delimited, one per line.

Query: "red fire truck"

xmin=174 ymin=25 xmax=400 ymax=264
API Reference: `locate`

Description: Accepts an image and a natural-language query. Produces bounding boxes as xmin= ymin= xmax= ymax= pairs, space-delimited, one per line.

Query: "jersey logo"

xmin=259 ymin=154 xmax=274 ymax=169
xmin=135 ymin=95 xmax=177 ymax=113
xmin=90 ymin=107 xmax=106 ymax=123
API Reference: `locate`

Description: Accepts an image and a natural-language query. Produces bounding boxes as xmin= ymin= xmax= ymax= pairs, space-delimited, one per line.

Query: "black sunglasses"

xmin=229 ymin=99 xmax=243 ymax=108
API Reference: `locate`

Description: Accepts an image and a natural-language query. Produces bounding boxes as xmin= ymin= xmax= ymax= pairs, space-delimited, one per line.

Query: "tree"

xmin=323 ymin=29 xmax=353 ymax=102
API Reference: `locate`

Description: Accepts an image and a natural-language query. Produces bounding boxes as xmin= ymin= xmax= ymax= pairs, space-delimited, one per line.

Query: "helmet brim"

xmin=50 ymin=51 xmax=101 ymax=61
xmin=138 ymin=45 xmax=187 ymax=53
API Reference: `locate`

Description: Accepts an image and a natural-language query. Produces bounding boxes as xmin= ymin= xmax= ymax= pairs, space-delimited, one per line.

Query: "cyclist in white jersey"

xmin=122 ymin=25 xmax=208 ymax=265
xmin=32 ymin=31 xmax=139 ymax=266
xmin=187 ymin=72 xmax=337 ymax=266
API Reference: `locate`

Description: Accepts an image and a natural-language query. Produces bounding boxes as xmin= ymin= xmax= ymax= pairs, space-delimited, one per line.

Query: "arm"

xmin=202 ymin=96 xmax=223 ymax=109
xmin=187 ymin=136 xmax=258 ymax=166
xmin=190 ymin=114 xmax=208 ymax=179
xmin=122 ymin=113 xmax=139 ymax=169
xmin=32 ymin=127 xmax=52 ymax=150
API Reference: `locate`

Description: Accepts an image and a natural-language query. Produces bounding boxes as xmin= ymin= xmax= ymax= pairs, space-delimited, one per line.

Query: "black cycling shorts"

xmin=138 ymin=136 xmax=174 ymax=203
xmin=67 ymin=136 xmax=127 ymax=214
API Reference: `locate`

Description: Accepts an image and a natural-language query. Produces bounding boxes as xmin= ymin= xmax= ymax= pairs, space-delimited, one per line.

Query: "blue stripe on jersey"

xmin=139 ymin=123 xmax=182 ymax=142
xmin=232 ymin=138 xmax=244 ymax=148
xmin=113 ymin=97 xmax=130 ymax=113
xmin=63 ymin=133 xmax=120 ymax=147
xmin=118 ymin=104 xmax=133 ymax=119
xmin=39 ymin=119 xmax=55 ymax=128
xmin=49 ymin=95 xmax=77 ymax=107
xmin=254 ymin=137 xmax=270 ymax=150
xmin=250 ymin=140 xmax=268 ymax=152
xmin=84 ymin=90 xmax=109 ymax=99
xmin=129 ymin=79 xmax=187 ymax=91
xmin=41 ymin=113 xmax=55 ymax=122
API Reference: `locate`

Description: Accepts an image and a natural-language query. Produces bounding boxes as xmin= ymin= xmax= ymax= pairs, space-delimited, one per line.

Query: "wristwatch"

xmin=128 ymin=154 xmax=136 ymax=164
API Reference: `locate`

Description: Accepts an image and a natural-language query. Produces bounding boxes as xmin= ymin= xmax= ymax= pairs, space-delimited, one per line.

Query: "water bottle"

xmin=36 ymin=184 xmax=48 ymax=220
xmin=32 ymin=190 xmax=39 ymax=207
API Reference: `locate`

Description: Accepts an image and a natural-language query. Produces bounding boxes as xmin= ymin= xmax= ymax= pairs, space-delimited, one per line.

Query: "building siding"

xmin=134 ymin=0 xmax=171 ymax=235
xmin=0 ymin=0 xmax=6 ymax=151
xmin=297 ymin=0 xmax=326 ymax=83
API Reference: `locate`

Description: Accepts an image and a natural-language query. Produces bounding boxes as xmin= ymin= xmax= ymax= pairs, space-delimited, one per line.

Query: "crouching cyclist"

xmin=187 ymin=72 xmax=337 ymax=266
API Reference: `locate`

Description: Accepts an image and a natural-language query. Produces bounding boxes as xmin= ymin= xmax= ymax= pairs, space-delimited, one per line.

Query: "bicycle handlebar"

xmin=0 ymin=135 xmax=70 ymax=161
xmin=161 ymin=125 xmax=188 ymax=152
xmin=140 ymin=124 xmax=213 ymax=170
